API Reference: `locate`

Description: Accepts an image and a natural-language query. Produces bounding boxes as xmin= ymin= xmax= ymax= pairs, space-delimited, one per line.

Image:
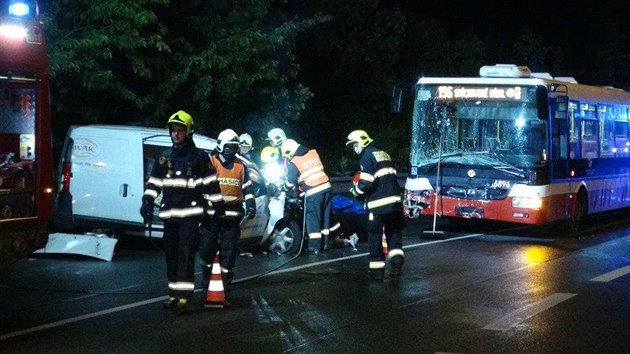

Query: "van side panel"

xmin=69 ymin=129 xmax=143 ymax=227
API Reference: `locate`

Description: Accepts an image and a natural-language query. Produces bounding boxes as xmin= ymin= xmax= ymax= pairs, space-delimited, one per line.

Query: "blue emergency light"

xmin=8 ymin=0 xmax=31 ymax=17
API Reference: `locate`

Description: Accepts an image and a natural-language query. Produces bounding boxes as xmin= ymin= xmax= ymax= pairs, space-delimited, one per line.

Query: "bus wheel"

xmin=568 ymin=190 xmax=587 ymax=233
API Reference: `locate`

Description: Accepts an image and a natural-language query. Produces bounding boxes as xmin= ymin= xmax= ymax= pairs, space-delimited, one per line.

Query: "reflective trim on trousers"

xmin=309 ymin=232 xmax=322 ymax=239
xmin=369 ymin=261 xmax=386 ymax=270
xmin=168 ymin=281 xmax=195 ymax=291
xmin=387 ymin=248 xmax=404 ymax=259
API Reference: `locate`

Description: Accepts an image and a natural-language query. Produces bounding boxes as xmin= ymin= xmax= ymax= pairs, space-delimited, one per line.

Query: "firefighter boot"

xmin=163 ymin=297 xmax=178 ymax=309
xmin=389 ymin=255 xmax=404 ymax=278
xmin=368 ymin=269 xmax=384 ymax=281
xmin=176 ymin=298 xmax=191 ymax=315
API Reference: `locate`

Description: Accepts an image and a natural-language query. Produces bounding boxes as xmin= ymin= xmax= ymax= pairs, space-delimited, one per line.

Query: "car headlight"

xmin=262 ymin=162 xmax=284 ymax=184
xmin=512 ymin=196 xmax=542 ymax=209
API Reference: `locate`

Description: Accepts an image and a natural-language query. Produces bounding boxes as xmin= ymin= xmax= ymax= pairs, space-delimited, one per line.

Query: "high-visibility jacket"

xmin=286 ymin=149 xmax=331 ymax=196
xmin=208 ymin=153 xmax=255 ymax=219
xmin=144 ymin=140 xmax=224 ymax=220
xmin=351 ymin=144 xmax=401 ymax=214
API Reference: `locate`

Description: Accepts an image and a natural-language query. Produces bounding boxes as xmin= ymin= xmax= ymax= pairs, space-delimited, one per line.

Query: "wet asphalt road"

xmin=2 ymin=213 xmax=630 ymax=353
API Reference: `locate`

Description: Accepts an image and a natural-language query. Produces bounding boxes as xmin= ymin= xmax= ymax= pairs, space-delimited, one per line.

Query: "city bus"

xmin=0 ymin=0 xmax=53 ymax=268
xmin=402 ymin=64 xmax=630 ymax=232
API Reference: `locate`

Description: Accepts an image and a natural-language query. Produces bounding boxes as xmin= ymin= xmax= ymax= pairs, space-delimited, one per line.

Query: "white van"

xmin=52 ymin=125 xmax=302 ymax=259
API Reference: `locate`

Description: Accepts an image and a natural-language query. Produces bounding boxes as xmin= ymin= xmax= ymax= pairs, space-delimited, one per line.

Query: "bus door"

xmin=550 ymin=91 xmax=574 ymax=217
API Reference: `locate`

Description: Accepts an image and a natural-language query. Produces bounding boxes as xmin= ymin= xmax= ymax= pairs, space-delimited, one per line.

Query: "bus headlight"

xmin=512 ymin=196 xmax=542 ymax=209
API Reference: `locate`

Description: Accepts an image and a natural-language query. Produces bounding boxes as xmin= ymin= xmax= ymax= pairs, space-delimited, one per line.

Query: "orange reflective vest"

xmin=209 ymin=155 xmax=246 ymax=206
xmin=291 ymin=150 xmax=329 ymax=187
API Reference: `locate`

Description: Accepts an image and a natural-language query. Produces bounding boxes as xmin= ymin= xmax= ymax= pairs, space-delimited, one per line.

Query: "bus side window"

xmin=581 ymin=120 xmax=598 ymax=159
xmin=568 ymin=104 xmax=577 ymax=159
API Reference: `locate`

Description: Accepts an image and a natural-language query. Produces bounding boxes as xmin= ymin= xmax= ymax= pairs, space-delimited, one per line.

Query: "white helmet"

xmin=217 ymin=129 xmax=239 ymax=153
xmin=239 ymin=133 xmax=253 ymax=148
xmin=266 ymin=128 xmax=287 ymax=147
xmin=280 ymin=139 xmax=300 ymax=158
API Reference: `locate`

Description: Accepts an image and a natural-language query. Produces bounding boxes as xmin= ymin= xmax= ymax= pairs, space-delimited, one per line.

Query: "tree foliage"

xmin=45 ymin=0 xmax=322 ymax=140
xmin=43 ymin=0 xmax=630 ymax=174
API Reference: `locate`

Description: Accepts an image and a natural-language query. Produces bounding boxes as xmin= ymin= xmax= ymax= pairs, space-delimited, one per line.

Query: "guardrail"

xmin=329 ymin=174 xmax=408 ymax=194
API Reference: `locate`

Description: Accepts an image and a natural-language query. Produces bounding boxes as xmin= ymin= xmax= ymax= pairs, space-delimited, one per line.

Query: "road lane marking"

xmin=265 ymin=233 xmax=485 ymax=276
xmin=589 ymin=265 xmax=630 ymax=282
xmin=1 ymin=232 xmax=483 ymax=341
xmin=0 ymin=297 xmax=167 ymax=341
xmin=482 ymin=293 xmax=577 ymax=331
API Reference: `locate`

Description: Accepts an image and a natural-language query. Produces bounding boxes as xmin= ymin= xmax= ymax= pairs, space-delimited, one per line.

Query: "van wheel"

xmin=568 ymin=190 xmax=587 ymax=233
xmin=268 ymin=219 xmax=302 ymax=255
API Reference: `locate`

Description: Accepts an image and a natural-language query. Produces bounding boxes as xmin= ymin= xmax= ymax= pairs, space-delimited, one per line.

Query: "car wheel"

xmin=268 ymin=219 xmax=303 ymax=255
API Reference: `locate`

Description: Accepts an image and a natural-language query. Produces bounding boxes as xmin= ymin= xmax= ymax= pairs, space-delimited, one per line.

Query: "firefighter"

xmin=346 ymin=130 xmax=405 ymax=280
xmin=280 ymin=139 xmax=333 ymax=254
xmin=266 ymin=128 xmax=288 ymax=148
xmin=140 ymin=110 xmax=225 ymax=314
xmin=238 ymin=132 xmax=265 ymax=196
xmin=238 ymin=133 xmax=254 ymax=161
xmin=199 ymin=129 xmax=256 ymax=301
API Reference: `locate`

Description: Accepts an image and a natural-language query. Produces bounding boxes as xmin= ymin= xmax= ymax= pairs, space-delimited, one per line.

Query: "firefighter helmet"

xmin=216 ymin=129 xmax=239 ymax=153
xmin=280 ymin=139 xmax=300 ymax=158
xmin=167 ymin=110 xmax=194 ymax=137
xmin=346 ymin=130 xmax=373 ymax=154
xmin=260 ymin=146 xmax=280 ymax=163
xmin=239 ymin=133 xmax=253 ymax=149
xmin=266 ymin=128 xmax=287 ymax=147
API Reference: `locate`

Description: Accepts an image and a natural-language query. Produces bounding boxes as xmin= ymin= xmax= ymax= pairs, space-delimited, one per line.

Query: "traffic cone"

xmin=204 ymin=252 xmax=227 ymax=309
xmin=381 ymin=227 xmax=388 ymax=255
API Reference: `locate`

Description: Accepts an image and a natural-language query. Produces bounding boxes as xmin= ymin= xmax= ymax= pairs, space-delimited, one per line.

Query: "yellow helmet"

xmin=167 ymin=110 xmax=194 ymax=137
xmin=260 ymin=146 xmax=280 ymax=163
xmin=346 ymin=130 xmax=373 ymax=147
xmin=280 ymin=139 xmax=300 ymax=158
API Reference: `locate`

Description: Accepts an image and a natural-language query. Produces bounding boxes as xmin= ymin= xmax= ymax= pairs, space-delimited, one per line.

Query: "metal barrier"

xmin=329 ymin=174 xmax=407 ymax=194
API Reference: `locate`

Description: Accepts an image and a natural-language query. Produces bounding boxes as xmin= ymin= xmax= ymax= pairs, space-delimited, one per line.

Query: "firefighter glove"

xmin=349 ymin=187 xmax=360 ymax=198
xmin=140 ymin=195 xmax=154 ymax=220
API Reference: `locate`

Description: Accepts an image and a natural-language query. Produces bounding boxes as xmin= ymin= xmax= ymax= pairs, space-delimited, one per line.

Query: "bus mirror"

xmin=390 ymin=83 xmax=411 ymax=114
xmin=555 ymin=95 xmax=568 ymax=119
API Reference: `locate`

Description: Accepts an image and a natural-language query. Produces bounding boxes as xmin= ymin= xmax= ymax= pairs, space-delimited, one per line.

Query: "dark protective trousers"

xmin=366 ymin=210 xmax=405 ymax=271
xmin=199 ymin=215 xmax=242 ymax=289
xmin=305 ymin=190 xmax=332 ymax=250
xmin=163 ymin=219 xmax=199 ymax=300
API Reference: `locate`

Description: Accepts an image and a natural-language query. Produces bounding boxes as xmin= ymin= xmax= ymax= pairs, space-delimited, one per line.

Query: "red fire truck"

xmin=0 ymin=0 xmax=53 ymax=269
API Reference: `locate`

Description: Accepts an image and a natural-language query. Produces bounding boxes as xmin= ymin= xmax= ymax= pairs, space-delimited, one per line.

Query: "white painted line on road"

xmin=1 ymin=232 xmax=483 ymax=341
xmin=482 ymin=293 xmax=577 ymax=331
xmin=65 ymin=283 xmax=144 ymax=301
xmin=0 ymin=296 xmax=168 ymax=341
xmin=262 ymin=233 xmax=484 ymax=277
xmin=589 ymin=265 xmax=630 ymax=282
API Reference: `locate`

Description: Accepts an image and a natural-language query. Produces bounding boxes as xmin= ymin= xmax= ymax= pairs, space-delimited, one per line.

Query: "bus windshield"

xmin=410 ymin=84 xmax=548 ymax=169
